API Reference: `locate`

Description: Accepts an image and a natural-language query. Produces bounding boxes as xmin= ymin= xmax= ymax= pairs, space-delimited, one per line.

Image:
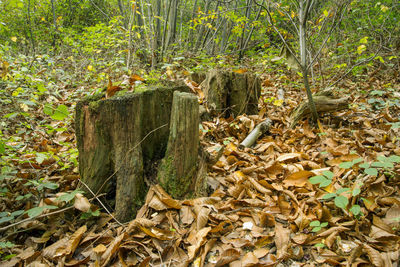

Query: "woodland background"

xmin=0 ymin=0 xmax=400 ymax=266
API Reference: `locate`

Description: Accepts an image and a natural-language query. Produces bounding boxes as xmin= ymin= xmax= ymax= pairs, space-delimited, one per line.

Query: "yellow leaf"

xmin=357 ymin=45 xmax=366 ymax=54
xmin=11 ymin=36 xmax=17 ymax=42
xmin=233 ymin=69 xmax=248 ymax=74
xmin=323 ymin=10 xmax=329 ymax=17
xmin=380 ymin=5 xmax=389 ymax=12
xmin=41 ymin=17 xmax=46 ymax=22
xmin=87 ymin=65 xmax=94 ymax=71
xmin=359 ymin=37 xmax=368 ymax=44
xmin=273 ymin=99 xmax=283 ymax=106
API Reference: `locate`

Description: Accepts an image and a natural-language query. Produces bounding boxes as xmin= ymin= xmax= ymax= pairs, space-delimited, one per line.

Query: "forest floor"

xmin=0 ymin=57 xmax=400 ymax=266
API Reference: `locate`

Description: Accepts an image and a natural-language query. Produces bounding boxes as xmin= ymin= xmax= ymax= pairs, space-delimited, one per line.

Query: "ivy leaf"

xmin=312 ymin=226 xmax=321 ymax=232
xmin=334 ymin=195 xmax=349 ymax=209
xmin=350 ymin=205 xmax=361 ymax=216
xmin=320 ymin=222 xmax=328 ymax=227
xmin=322 ymin=170 xmax=334 ymax=179
xmin=43 ymin=104 xmax=53 ymax=116
xmin=352 ymin=187 xmax=361 ymax=196
xmin=51 ymin=105 xmax=69 ymax=120
xmin=57 ymin=190 xmax=83 ymax=203
xmin=42 ymin=182 xmax=59 ymax=190
xmin=339 ymin=161 xmax=353 ymax=169
xmin=309 ymin=220 xmax=321 ymax=227
xmin=319 ymin=178 xmax=332 ymax=188
xmin=359 ymin=163 xmax=370 ymax=169
xmin=322 ymin=193 xmax=336 ymax=200
xmin=26 ymin=205 xmax=58 ymax=218
xmin=364 ymin=168 xmax=378 ymax=176
xmin=0 ymin=216 xmax=14 ymax=224
xmin=336 ymin=188 xmax=350 ymax=195
xmin=309 ymin=175 xmax=326 ymax=184
xmin=388 ymin=155 xmax=400 ymax=163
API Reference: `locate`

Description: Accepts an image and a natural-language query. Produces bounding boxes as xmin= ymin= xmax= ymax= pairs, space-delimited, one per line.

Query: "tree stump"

xmin=200 ymin=69 xmax=261 ymax=117
xmin=75 ymin=84 xmax=190 ymax=222
xmin=157 ymin=91 xmax=200 ymax=199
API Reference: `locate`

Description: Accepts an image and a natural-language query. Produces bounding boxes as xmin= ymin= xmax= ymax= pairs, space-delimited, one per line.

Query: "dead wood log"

xmin=239 ymin=119 xmax=272 ymax=149
xmin=157 ymin=91 xmax=200 ymax=199
xmin=290 ymin=95 xmax=349 ymax=128
xmin=200 ymin=69 xmax=261 ymax=117
xmin=75 ymin=84 xmax=190 ymax=222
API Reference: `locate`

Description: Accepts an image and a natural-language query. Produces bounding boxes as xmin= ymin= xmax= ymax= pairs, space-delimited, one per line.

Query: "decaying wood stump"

xmin=201 ymin=69 xmax=261 ymax=117
xmin=157 ymin=91 xmax=199 ymax=199
xmin=75 ymin=84 xmax=191 ymax=222
xmin=290 ymin=93 xmax=350 ymax=128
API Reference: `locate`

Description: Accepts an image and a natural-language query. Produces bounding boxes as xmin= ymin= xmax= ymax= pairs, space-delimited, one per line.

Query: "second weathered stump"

xmin=200 ymin=69 xmax=261 ymax=117
xmin=158 ymin=91 xmax=199 ymax=199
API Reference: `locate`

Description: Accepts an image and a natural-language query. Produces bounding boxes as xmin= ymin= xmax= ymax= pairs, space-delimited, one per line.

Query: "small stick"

xmin=239 ymin=119 xmax=272 ymax=149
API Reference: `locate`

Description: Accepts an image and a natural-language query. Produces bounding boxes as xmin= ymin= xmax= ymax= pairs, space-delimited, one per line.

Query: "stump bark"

xmin=157 ymin=91 xmax=199 ymax=199
xmin=75 ymin=84 xmax=190 ymax=222
xmin=201 ymin=69 xmax=261 ymax=117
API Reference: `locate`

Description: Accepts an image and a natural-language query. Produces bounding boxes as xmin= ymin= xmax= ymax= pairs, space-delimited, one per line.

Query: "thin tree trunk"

xmin=26 ymin=0 xmax=36 ymax=55
xmin=50 ymin=0 xmax=58 ymax=49
xmin=299 ymin=0 xmax=318 ymax=123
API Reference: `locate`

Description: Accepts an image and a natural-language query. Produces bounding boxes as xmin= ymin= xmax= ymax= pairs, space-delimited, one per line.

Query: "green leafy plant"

xmin=80 ymin=208 xmax=100 ymax=220
xmin=308 ymin=170 xmax=334 ymax=187
xmin=340 ymin=155 xmax=400 ymax=177
xmin=43 ymin=104 xmax=70 ymax=121
xmin=309 ymin=220 xmax=328 ymax=232
xmin=321 ymin=184 xmax=363 ymax=216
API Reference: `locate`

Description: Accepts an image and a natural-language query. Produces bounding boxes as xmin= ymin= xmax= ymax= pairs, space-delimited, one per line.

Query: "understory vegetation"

xmin=0 ymin=0 xmax=399 ymax=265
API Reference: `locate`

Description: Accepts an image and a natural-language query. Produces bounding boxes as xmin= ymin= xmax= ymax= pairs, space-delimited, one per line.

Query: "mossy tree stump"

xmin=75 ymin=84 xmax=190 ymax=222
xmin=158 ymin=91 xmax=200 ymax=199
xmin=200 ymin=69 xmax=261 ymax=117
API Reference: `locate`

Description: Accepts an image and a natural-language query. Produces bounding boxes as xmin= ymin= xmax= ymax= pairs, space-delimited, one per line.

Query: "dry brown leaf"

xmin=93 ymin=244 xmax=107 ymax=253
xmin=383 ymin=204 xmax=400 ymax=229
xmin=241 ymin=251 xmax=259 ymax=266
xmin=283 ymin=170 xmax=314 ymax=187
xmin=180 ymin=205 xmax=195 ymax=225
xmin=215 ymin=248 xmax=240 ymax=267
xmin=363 ymin=243 xmax=384 ymax=267
xmin=148 ymin=195 xmax=168 ymax=210
xmin=101 ymin=232 xmax=126 ymax=266
xmin=275 ymin=222 xmax=290 ymax=259
xmin=74 ymin=193 xmax=91 ymax=212
xmin=195 ymin=206 xmax=211 ymax=230
xmin=187 ymin=227 xmax=211 ymax=260
xmin=276 ymin=153 xmax=302 ymax=162
xmin=42 ymin=237 xmax=69 ymax=259
xmin=65 ymin=225 xmax=87 ymax=256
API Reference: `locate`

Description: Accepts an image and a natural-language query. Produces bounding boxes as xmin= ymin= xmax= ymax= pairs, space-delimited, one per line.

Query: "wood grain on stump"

xmin=158 ymin=91 xmax=200 ymax=199
xmin=201 ymin=69 xmax=261 ymax=117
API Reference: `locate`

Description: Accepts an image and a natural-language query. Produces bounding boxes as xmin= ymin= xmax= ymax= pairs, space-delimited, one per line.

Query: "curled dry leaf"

xmin=74 ymin=193 xmax=91 ymax=212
